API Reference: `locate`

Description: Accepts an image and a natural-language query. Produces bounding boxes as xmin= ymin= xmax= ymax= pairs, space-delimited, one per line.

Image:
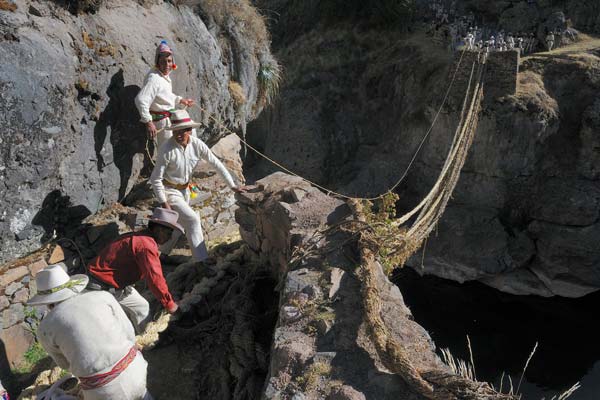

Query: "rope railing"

xmin=145 ymin=47 xmax=470 ymax=202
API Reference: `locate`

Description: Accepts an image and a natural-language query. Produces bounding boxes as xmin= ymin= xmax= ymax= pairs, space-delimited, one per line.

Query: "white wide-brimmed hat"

xmin=27 ymin=264 xmax=89 ymax=306
xmin=165 ymin=109 xmax=202 ymax=131
xmin=149 ymin=207 xmax=185 ymax=234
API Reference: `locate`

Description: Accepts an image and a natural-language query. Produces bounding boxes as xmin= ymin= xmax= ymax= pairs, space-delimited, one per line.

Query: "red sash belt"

xmin=150 ymin=110 xmax=172 ymax=122
xmin=79 ymin=346 xmax=137 ymax=390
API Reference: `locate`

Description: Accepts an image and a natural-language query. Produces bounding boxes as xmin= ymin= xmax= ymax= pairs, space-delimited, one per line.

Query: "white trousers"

xmin=83 ymin=352 xmax=152 ymax=400
xmin=114 ymin=287 xmax=150 ymax=334
xmin=164 ymin=187 xmax=209 ymax=261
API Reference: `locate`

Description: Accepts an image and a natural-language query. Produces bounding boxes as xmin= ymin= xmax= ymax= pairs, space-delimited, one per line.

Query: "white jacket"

xmin=135 ymin=69 xmax=183 ymax=123
xmin=150 ymin=136 xmax=236 ymax=204
xmin=38 ymin=291 xmax=136 ymax=378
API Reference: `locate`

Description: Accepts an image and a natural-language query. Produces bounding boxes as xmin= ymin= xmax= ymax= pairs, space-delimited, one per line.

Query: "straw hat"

xmin=27 ymin=264 xmax=89 ymax=306
xmin=164 ymin=109 xmax=201 ymax=131
xmin=149 ymin=207 xmax=185 ymax=234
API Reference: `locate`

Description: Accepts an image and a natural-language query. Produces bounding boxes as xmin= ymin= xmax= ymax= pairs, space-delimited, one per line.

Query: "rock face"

xmin=0 ymin=0 xmax=274 ymax=264
xmin=236 ymin=172 xmax=479 ymax=400
xmin=249 ymin=1 xmax=600 ymax=297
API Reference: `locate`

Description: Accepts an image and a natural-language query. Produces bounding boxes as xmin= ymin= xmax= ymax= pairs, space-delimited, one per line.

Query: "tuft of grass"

xmin=513 ymin=71 xmax=559 ymax=120
xmin=297 ymin=361 xmax=332 ymax=391
xmin=0 ymin=0 xmax=17 ymax=11
xmin=440 ymin=347 xmax=476 ymax=381
xmin=551 ymin=382 xmax=581 ymax=400
xmin=196 ymin=0 xmax=269 ymax=49
xmin=257 ymin=61 xmax=282 ymax=106
xmin=228 ymin=80 xmax=247 ymax=107
xmin=12 ymin=342 xmax=48 ymax=375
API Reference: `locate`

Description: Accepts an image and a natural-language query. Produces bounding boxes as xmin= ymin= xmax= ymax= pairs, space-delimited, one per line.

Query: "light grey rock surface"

xmin=0 ymin=0 xmax=273 ymax=264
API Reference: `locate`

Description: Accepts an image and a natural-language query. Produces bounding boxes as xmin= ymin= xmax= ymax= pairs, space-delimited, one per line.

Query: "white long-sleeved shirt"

xmin=135 ymin=69 xmax=183 ymax=123
xmin=150 ymin=136 xmax=236 ymax=204
xmin=38 ymin=291 xmax=135 ymax=378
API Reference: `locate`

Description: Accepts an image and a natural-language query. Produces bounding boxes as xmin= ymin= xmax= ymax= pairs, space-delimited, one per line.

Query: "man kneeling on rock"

xmin=149 ymin=109 xmax=246 ymax=261
xmin=28 ymin=265 xmax=153 ymax=400
xmin=86 ymin=207 xmax=184 ymax=333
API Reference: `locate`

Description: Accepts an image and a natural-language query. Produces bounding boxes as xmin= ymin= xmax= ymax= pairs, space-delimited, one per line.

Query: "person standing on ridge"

xmin=135 ymin=40 xmax=196 ymax=149
xmin=150 ymin=109 xmax=247 ymax=261
xmin=87 ymin=207 xmax=184 ymax=333
xmin=546 ymin=31 xmax=555 ymax=51
xmin=28 ymin=265 xmax=153 ymax=400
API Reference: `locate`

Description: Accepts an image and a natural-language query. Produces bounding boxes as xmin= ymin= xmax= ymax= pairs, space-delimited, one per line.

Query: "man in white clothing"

xmin=28 ymin=265 xmax=152 ymax=400
xmin=135 ymin=40 xmax=195 ymax=148
xmin=150 ymin=109 xmax=246 ymax=261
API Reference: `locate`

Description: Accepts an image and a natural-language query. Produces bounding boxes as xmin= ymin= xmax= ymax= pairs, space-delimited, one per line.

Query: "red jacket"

xmin=87 ymin=232 xmax=175 ymax=310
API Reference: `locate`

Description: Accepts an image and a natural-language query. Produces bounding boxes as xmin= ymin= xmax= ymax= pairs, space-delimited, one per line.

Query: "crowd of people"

xmin=426 ymin=0 xmax=567 ymax=54
xmin=1 ymin=40 xmax=247 ymax=400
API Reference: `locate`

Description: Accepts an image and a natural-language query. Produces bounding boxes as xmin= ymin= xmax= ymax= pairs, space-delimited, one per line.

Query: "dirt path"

xmin=523 ymin=33 xmax=600 ymax=60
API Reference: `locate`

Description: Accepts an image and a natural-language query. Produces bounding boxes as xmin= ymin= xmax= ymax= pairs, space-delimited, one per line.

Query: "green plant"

xmin=257 ymin=62 xmax=282 ymax=106
xmin=12 ymin=342 xmax=48 ymax=374
xmin=302 ymin=362 xmax=332 ymax=391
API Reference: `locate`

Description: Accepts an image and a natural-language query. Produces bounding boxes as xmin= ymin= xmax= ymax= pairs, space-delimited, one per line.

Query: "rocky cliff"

xmin=0 ymin=0 xmax=275 ymax=265
xmin=248 ymin=0 xmax=600 ymax=297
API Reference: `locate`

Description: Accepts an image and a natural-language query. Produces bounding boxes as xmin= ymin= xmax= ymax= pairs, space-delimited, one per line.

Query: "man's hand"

xmin=180 ymin=98 xmax=195 ymax=108
xmin=161 ymin=202 xmax=172 ymax=210
xmin=232 ymin=185 xmax=249 ymax=194
xmin=168 ymin=302 xmax=179 ymax=314
xmin=146 ymin=121 xmax=157 ymax=139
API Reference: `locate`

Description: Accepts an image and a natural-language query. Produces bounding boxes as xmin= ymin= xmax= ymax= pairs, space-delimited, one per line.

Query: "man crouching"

xmin=29 ymin=265 xmax=153 ymax=400
xmin=87 ymin=207 xmax=184 ymax=333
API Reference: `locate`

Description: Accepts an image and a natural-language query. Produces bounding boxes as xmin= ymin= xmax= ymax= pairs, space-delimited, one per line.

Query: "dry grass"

xmin=514 ymin=71 xmax=559 ymax=119
xmin=228 ymin=80 xmax=247 ymax=106
xmin=297 ymin=361 xmax=332 ymax=391
xmin=0 ymin=0 xmax=17 ymax=11
xmin=523 ymin=33 xmax=600 ymax=60
xmin=440 ymin=348 xmax=476 ymax=381
xmin=195 ymin=0 xmax=269 ymax=49
xmin=442 ymin=341 xmax=581 ymax=400
xmin=82 ymin=31 xmax=95 ymax=49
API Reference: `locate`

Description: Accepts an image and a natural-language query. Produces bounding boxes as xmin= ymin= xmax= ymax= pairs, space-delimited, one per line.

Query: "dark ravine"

xmin=393 ymin=267 xmax=600 ymax=400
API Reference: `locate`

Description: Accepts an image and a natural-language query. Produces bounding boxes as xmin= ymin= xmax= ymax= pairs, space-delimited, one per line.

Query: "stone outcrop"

xmin=248 ymin=1 xmax=600 ymax=297
xmin=236 ymin=172 xmax=511 ymax=399
xmin=0 ymin=0 xmax=274 ymax=264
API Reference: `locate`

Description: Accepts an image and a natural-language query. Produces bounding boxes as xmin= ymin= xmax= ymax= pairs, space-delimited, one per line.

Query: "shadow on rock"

xmin=94 ymin=69 xmax=147 ymax=201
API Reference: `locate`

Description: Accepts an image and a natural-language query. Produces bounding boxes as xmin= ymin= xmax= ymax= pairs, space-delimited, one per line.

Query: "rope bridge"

xmin=149 ymin=47 xmax=506 ymax=398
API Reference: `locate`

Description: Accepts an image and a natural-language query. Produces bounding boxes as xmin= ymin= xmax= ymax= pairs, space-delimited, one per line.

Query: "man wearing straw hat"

xmin=87 ymin=207 xmax=184 ymax=333
xmin=135 ymin=40 xmax=196 ymax=148
xmin=150 ymin=109 xmax=246 ymax=261
xmin=28 ymin=265 xmax=152 ymax=400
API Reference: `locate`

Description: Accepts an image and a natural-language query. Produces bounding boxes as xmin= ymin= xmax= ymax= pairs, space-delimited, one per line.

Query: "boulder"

xmin=237 ymin=173 xmax=499 ymax=399
xmin=0 ymin=296 xmax=9 ymax=311
xmin=0 ymin=323 xmax=35 ymax=369
xmin=12 ymin=288 xmax=29 ymax=304
xmin=28 ymin=259 xmax=47 ymax=277
xmin=0 ymin=266 xmax=28 ymax=287
xmin=1 ymin=303 xmax=24 ymax=329
xmin=5 ymin=282 xmax=22 ymax=297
